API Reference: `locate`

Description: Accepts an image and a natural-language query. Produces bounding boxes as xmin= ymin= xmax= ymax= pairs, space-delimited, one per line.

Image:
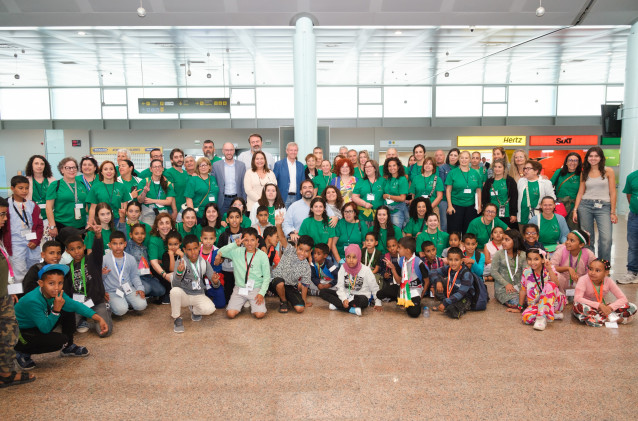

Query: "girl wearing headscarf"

xmin=319 ymin=244 xmax=383 ymax=316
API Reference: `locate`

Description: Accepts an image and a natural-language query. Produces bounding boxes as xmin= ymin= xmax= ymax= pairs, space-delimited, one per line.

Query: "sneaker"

xmin=60 ymin=344 xmax=89 ymax=357
xmin=349 ymin=307 xmax=362 ymax=316
xmin=617 ymin=272 xmax=638 ymax=284
xmin=328 ymin=304 xmax=337 ymax=311
xmin=15 ymin=352 xmax=36 ymax=371
xmin=161 ymin=295 xmax=171 ymax=305
xmin=190 ymin=306 xmax=202 ymax=322
xmin=174 ymin=317 xmax=184 ymax=333
xmin=533 ymin=317 xmax=547 ymax=331
xmin=76 ymin=320 xmax=89 ymax=333
xmin=553 ymin=312 xmax=564 ymax=321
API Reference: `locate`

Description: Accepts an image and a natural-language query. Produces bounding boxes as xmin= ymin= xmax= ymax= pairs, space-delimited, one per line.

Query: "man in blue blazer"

xmin=273 ymin=142 xmax=305 ymax=208
xmin=212 ymin=142 xmax=247 ymax=215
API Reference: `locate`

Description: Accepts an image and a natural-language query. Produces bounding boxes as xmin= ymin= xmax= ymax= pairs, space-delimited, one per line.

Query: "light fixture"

xmin=394 ymin=30 xmax=402 ymax=35
xmin=77 ymin=31 xmax=87 ymax=36
xmin=536 ymin=0 xmax=545 ymax=17
xmin=444 ymin=72 xmax=450 ymax=77
xmin=137 ymin=0 xmax=146 ymax=17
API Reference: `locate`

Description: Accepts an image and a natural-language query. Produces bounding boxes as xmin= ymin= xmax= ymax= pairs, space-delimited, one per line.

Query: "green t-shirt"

xmin=148 ymin=235 xmax=167 ymax=261
xmin=520 ymin=180 xmax=541 ymax=224
xmin=623 ymin=169 xmax=638 ymax=214
xmin=409 ymin=173 xmax=444 ymax=199
xmin=164 ymin=167 xmax=191 ymax=210
xmin=46 ymin=179 xmax=89 ymax=228
xmin=299 ymin=217 xmax=336 ymax=245
xmin=550 ymin=170 xmax=580 ymax=199
xmin=383 ymin=176 xmax=409 ymax=213
xmin=352 ymin=178 xmax=385 ymax=222
xmin=184 ymin=175 xmax=220 ymax=218
xmin=86 ymin=181 xmax=130 ymax=213
xmin=177 ymin=222 xmax=202 ymax=241
xmin=403 ymin=217 xmax=426 ymax=237
xmin=334 ymin=219 xmax=368 ymax=259
xmin=538 ymin=214 xmax=561 ymax=251
xmin=407 ymin=164 xmax=423 ymax=183
xmin=75 ymin=174 xmax=97 ymax=192
xmin=138 ymin=168 xmax=153 ymax=180
xmin=313 ymin=173 xmax=334 ymax=196
xmin=415 ymin=229 xmax=449 ymax=257
xmin=31 ymin=178 xmax=51 ymax=220
xmin=137 ymin=178 xmax=176 ymax=214
xmin=354 ymin=167 xmax=364 ymax=181
xmin=472 ymin=166 xmax=488 ymax=186
xmin=84 ymin=228 xmax=111 ymax=254
xmin=118 ymin=176 xmax=142 ymax=200
xmin=466 ymin=217 xmax=508 ymax=249
xmin=222 ymin=213 xmax=251 ymax=229
xmin=445 ymin=167 xmax=482 ymax=207
xmin=211 ymin=156 xmax=222 ymax=164
xmin=375 ymin=224 xmax=402 ymax=254
xmin=487 ymin=178 xmax=510 ymax=217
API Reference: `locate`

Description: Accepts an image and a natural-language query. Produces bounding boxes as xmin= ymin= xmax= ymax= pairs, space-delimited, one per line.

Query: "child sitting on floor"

xmin=309 ymin=243 xmax=339 ymax=296
xmin=252 ymin=206 xmax=273 ymax=238
xmin=429 ymin=247 xmax=475 ymax=319
xmin=550 ymin=229 xmax=595 ymax=295
xmin=572 ymin=259 xmax=636 ymax=327
xmin=420 ymin=241 xmax=444 ymax=297
xmin=441 ymin=232 xmax=464 ymax=261
xmin=483 ymin=226 xmax=504 ymax=282
xmin=362 ymin=232 xmax=382 ymax=288
xmin=380 ymin=237 xmax=401 ymax=289
xmin=198 ymin=226 xmax=225 ymax=309
xmin=522 ymin=224 xmax=546 ymax=252
xmin=462 ymin=233 xmax=485 ymax=281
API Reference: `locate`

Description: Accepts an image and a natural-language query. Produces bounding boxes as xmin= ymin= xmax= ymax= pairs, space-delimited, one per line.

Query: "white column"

xmin=293 ymin=16 xmax=317 ymax=161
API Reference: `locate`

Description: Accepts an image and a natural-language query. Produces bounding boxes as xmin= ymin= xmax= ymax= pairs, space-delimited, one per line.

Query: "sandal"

xmin=60 ymin=343 xmax=90 ymax=358
xmin=279 ymin=301 xmax=289 ymax=314
xmin=0 ymin=371 xmax=36 ymax=388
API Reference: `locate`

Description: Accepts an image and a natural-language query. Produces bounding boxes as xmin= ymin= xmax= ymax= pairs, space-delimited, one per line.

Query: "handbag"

xmin=554 ymin=202 xmax=568 ymax=218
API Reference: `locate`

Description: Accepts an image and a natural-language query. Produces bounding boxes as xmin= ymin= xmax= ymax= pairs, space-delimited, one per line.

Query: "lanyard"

xmin=12 ymin=201 xmax=29 ymax=228
xmin=0 ymin=243 xmax=15 ymax=278
xmin=446 ymin=268 xmax=460 ymax=298
xmin=569 ymin=250 xmax=582 ymax=269
xmin=200 ymin=246 xmax=213 ymax=263
xmin=531 ymin=269 xmax=545 ymax=292
xmin=591 ymin=279 xmax=605 ymax=304
xmin=82 ymin=175 xmax=94 ymax=191
xmin=343 ymin=221 xmax=356 ymax=243
xmin=505 ymin=252 xmax=519 ymax=283
xmin=152 ymin=180 xmax=163 ymax=199
xmin=482 ymin=217 xmax=494 ymax=242
xmin=364 ymin=249 xmax=376 ymax=267
xmin=245 ymin=250 xmax=256 ymax=283
xmin=188 ymin=258 xmax=201 ymax=281
xmin=33 ymin=178 xmax=49 ymax=202
xmin=491 ymin=178 xmax=509 ymax=206
xmin=111 ymin=253 xmax=127 ymax=286
xmin=64 ymin=180 xmax=79 ymax=204
xmin=346 ymin=273 xmax=356 ymax=294
xmin=70 ymin=258 xmax=87 ymax=295
xmin=426 ymin=230 xmax=440 ymax=248
xmin=104 ymin=182 xmax=116 ymax=204
xmin=460 ymin=169 xmax=471 ymax=188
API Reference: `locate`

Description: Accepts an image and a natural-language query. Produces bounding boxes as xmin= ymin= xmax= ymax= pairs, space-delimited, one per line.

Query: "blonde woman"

xmin=508 ymin=149 xmax=527 ymax=183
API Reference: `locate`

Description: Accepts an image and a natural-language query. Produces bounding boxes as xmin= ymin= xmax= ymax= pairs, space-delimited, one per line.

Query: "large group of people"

xmin=1 ymin=135 xmax=637 ymax=389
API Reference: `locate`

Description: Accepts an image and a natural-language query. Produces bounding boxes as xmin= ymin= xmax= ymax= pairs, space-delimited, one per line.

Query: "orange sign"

xmin=530 ymin=135 xmax=598 ymax=146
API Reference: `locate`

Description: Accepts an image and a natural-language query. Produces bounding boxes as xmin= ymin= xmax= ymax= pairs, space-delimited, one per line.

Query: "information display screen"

xmin=138 ymin=98 xmax=230 ymax=114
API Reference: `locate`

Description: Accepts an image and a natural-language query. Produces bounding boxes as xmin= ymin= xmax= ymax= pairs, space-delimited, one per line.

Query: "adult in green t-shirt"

xmin=351 ymin=159 xmax=385 ymax=226
xmin=184 ymin=157 xmax=220 ymax=220
xmin=480 ymin=158 xmax=519 ymax=230
xmin=528 ymin=197 xmax=569 ymax=253
xmin=164 ymin=148 xmax=191 ymax=212
xmin=466 ymin=203 xmax=509 ymax=250
xmin=137 ymin=148 xmax=164 ymax=180
xmin=86 ymin=160 xmax=129 ymax=225
xmin=25 ymin=154 xmax=56 ymax=221
xmin=77 ymin=155 xmax=98 ymax=193
xmin=313 ymin=159 xmax=335 ymax=196
xmin=137 ymin=159 xmax=177 ymax=225
xmin=46 ymin=157 xmax=89 ymax=234
xmin=332 ymin=202 xmax=369 ymax=261
xmin=403 ymin=197 xmax=429 ymax=238
xmin=298 ymin=197 xmax=336 ymax=251
xmin=370 ymin=205 xmax=402 ymax=254
xmin=407 ymin=144 xmax=426 ymax=183
xmin=445 ymin=151 xmax=482 ymax=234
xmin=176 ymin=207 xmax=202 ymax=240
xmin=620 ymin=169 xmax=638 ymax=283
xmin=471 ymin=151 xmax=488 ymax=187
xmin=415 ymin=213 xmax=449 ymax=257
xmin=116 ymin=159 xmax=142 ymax=202
xmin=550 ymin=152 xmax=582 ymax=230
xmin=382 ymin=157 xmax=409 ymax=230
xmin=408 ymin=156 xmax=444 ymax=216
xmin=148 ymin=213 xmax=176 ymax=304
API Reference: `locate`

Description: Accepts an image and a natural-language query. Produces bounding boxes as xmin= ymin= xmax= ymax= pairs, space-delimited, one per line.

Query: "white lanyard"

xmin=505 ymin=252 xmax=519 ymax=283
xmin=188 ymin=258 xmax=201 ymax=280
xmin=364 ymin=249 xmax=376 ymax=266
xmin=64 ymin=180 xmax=79 ymax=204
xmin=111 ymin=253 xmax=127 ymax=285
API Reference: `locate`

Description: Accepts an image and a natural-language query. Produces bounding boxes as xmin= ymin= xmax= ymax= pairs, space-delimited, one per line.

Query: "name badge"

xmin=140 ymin=268 xmax=151 ymax=275
xmin=463 ymin=188 xmax=472 ymax=194
xmin=191 ymin=281 xmax=200 ymax=290
xmin=366 ymin=193 xmax=375 ymax=201
xmin=605 ymin=322 xmax=618 ymax=329
xmin=75 ymin=203 xmax=84 ymax=209
xmin=328 ymin=265 xmax=337 ymax=272
xmin=246 ymin=279 xmax=255 ymax=291
xmin=238 ymin=287 xmax=249 ymax=297
xmin=205 ymin=279 xmax=212 ymax=290
xmin=122 ymin=282 xmax=133 ymax=295
xmin=498 ymin=206 xmax=506 ymax=218
xmin=491 ymin=190 xmax=498 ymax=196
xmin=346 ymin=294 xmax=355 ymax=302
xmin=209 ymin=196 xmax=216 ymax=202
xmin=74 ymin=207 xmax=82 ymax=220
xmin=7 ymin=282 xmax=23 ymax=295
xmin=385 ymin=199 xmax=395 ymax=205
xmin=422 ymin=195 xmax=429 ymax=199
xmin=565 ymin=289 xmax=575 ymax=297
xmin=25 ymin=232 xmax=37 ymax=241
xmin=115 ymin=289 xmax=125 ymax=297
xmin=84 ymin=298 xmax=95 ymax=308
xmin=73 ymin=293 xmax=86 ymax=303
xmin=594 ymin=202 xmax=603 ymax=209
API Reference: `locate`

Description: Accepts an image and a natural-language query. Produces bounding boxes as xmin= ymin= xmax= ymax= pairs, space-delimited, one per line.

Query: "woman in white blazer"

xmin=517 ymin=159 xmax=555 ymax=225
xmin=244 ymin=151 xmax=277 ymax=213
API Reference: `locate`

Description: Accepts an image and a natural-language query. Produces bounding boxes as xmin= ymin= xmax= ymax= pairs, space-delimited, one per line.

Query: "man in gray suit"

xmin=212 ymin=142 xmax=247 ymax=215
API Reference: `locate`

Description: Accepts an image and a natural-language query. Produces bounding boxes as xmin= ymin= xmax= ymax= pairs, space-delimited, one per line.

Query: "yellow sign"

xmin=457 ymin=136 xmax=526 ymax=147
xmin=91 ymin=147 xmax=164 ymax=154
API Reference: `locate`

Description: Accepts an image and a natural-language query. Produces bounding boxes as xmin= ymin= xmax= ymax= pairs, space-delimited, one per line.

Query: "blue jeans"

xmin=577 ymin=199 xmax=613 ymax=261
xmin=389 ymin=202 xmax=408 ymax=230
xmin=628 ymin=211 xmax=638 ymax=273
xmin=109 ymin=291 xmax=148 ymax=316
xmin=284 ymin=194 xmax=297 ymax=209
xmin=438 ymin=201 xmax=448 ymax=232
xmin=220 ymin=195 xmax=237 ymax=216
xmin=141 ymin=275 xmax=166 ymax=298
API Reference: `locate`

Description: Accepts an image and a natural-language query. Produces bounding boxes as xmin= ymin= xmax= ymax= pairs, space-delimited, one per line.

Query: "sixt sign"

xmin=530 ymin=135 xmax=598 ymax=146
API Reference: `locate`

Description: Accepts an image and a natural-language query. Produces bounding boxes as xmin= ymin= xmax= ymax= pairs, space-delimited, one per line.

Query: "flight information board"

xmin=138 ymin=98 xmax=230 ymax=114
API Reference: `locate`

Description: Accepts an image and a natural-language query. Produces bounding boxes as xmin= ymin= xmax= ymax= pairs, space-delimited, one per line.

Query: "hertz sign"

xmin=530 ymin=135 xmax=598 ymax=146
xmin=457 ymin=136 xmax=526 ymax=147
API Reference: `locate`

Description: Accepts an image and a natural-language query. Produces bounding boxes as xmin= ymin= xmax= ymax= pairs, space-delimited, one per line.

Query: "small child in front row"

xmin=378 ymin=237 xmax=429 ymax=318
xmin=216 ymin=227 xmax=271 ymax=319
xmin=252 ymin=206 xmax=273 ymax=238
xmin=125 ymin=223 xmax=165 ymax=301
xmin=508 ymin=248 xmax=566 ymax=331
xmin=84 ymin=202 xmax=114 ymax=255
xmin=362 ymin=232 xmax=382 ymax=288
xmin=380 ymin=237 xmax=401 ymax=289
xmin=262 ymin=226 xmax=280 ymax=268
xmin=483 ymin=226 xmax=504 ymax=282
xmin=161 ymin=231 xmax=184 ymax=277
xmin=198 ymin=226 xmax=226 ymax=309
xmin=429 ymin=247 xmax=475 ymax=319
xmin=572 ymin=259 xmax=636 ymax=327
xmin=522 ymin=224 xmax=545 ymax=252
xmin=22 ymin=240 xmax=63 ymax=294
xmin=420 ymin=241 xmax=444 ymax=297
xmin=462 ymin=233 xmax=485 ymax=281
xmin=441 ymin=232 xmax=464 ymax=262
xmin=102 ymin=231 xmax=147 ymax=316
xmin=309 ymin=243 xmax=339 ymax=296
xmin=269 ymin=214 xmax=314 ymax=313
xmin=14 ymin=265 xmax=109 ymax=371
xmin=171 ymin=234 xmax=220 ymax=333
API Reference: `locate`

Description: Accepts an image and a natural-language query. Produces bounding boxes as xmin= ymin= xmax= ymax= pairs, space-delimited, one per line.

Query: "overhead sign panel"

xmin=457 ymin=136 xmax=526 ymax=147
xmin=530 ymin=135 xmax=598 ymax=146
xmin=138 ymin=98 xmax=230 ymax=114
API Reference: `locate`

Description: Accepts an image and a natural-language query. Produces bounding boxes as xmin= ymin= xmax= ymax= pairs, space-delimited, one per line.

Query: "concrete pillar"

xmin=292 ymin=16 xmax=317 ymax=161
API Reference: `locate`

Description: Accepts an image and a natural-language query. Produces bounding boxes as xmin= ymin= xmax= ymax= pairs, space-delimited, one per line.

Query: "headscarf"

xmin=343 ymin=244 xmax=362 ymax=276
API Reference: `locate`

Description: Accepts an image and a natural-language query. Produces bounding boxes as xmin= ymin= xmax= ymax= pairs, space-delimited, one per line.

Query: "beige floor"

xmin=2 ymin=219 xmax=637 ymax=420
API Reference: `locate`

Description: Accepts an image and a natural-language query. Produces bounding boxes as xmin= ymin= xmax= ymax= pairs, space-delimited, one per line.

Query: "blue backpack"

xmin=470 ymin=271 xmax=489 ymax=311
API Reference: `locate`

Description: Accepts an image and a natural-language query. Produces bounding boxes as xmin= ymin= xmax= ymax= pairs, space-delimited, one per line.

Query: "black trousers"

xmin=447 ymin=204 xmax=478 ymax=234
xmin=319 ymin=289 xmax=369 ymax=311
xmin=15 ymin=320 xmax=72 ymax=355
xmin=377 ymin=284 xmax=422 ymax=318
xmin=499 ymin=216 xmax=519 ymax=231
xmin=222 ymin=270 xmax=236 ymax=304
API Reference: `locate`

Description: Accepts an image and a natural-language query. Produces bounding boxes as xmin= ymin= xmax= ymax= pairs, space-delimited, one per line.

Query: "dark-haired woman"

xmin=481 ymin=158 xmax=518 ymax=230
xmin=249 ymin=183 xmax=286 ymax=226
xmin=117 ymin=159 xmax=142 ymax=202
xmin=382 ymin=157 xmax=409 ymax=230
xmin=86 ymin=160 xmax=129 ymax=226
xmin=550 ymin=152 xmax=582 ymax=230
xmin=25 ymin=155 xmax=56 ymax=237
xmin=77 ymin=155 xmax=99 ymax=192
xmin=299 ymin=197 xmax=336 ymax=251
xmin=138 ymin=159 xmax=176 ymax=225
xmin=573 ymin=147 xmax=617 ymax=261
xmin=436 ymin=148 xmax=460 ymax=232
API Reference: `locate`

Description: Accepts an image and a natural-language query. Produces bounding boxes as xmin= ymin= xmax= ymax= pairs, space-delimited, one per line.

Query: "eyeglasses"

xmin=64 ymin=166 xmax=78 ymax=171
xmin=0 ymin=212 xmax=7 ymax=217
xmin=198 ymin=163 xmax=210 ymax=167
xmin=82 ymin=155 xmax=94 ymax=159
xmin=525 ymin=232 xmax=538 ymax=236
xmin=484 ymin=210 xmax=496 ymax=214
xmin=567 ymin=158 xmax=579 ymax=163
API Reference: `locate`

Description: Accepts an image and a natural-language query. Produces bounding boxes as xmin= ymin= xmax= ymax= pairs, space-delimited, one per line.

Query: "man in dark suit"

xmin=212 ymin=142 xmax=247 ymax=215
xmin=273 ymin=142 xmax=305 ymax=209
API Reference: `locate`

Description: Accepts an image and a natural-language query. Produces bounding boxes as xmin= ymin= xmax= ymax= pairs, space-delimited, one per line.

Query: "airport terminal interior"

xmin=1 ymin=1 xmax=638 ymax=419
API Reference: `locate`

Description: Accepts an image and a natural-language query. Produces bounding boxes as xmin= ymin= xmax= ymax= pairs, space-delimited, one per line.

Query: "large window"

xmin=0 ymin=89 xmax=50 ymax=120
xmin=51 ymin=88 xmax=102 ymax=119
xmin=256 ymin=87 xmax=294 ymax=118
xmin=557 ymin=85 xmax=606 ymax=116
xmin=508 ymin=86 xmax=556 ymax=116
xmin=318 ymin=87 xmax=357 ymax=118
xmin=384 ymin=87 xmax=431 ymax=118
xmin=436 ymin=86 xmax=482 ymax=117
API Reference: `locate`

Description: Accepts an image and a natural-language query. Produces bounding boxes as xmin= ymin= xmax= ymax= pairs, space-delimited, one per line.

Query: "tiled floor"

xmin=2 ymin=219 xmax=637 ymax=420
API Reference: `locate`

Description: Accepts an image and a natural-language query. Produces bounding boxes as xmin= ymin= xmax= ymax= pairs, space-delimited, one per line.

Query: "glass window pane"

xmin=557 ymin=85 xmax=606 ymax=116
xmin=483 ymin=87 xmax=506 ymax=103
xmin=256 ymin=87 xmax=294 ymax=118
xmin=231 ymin=89 xmax=256 ymax=105
xmin=359 ymin=87 xmax=381 ymax=104
xmin=508 ymin=86 xmax=556 ymax=116
xmin=0 ymin=89 xmax=50 ymax=120
xmin=51 ymin=88 xmax=101 ymax=119
xmin=318 ymin=87 xmax=357 ymax=118
xmin=606 ymin=86 xmax=624 ymax=102
xmin=178 ymin=87 xmax=227 ymax=98
xmin=231 ymin=105 xmax=256 ymax=119
xmin=383 ymin=87 xmax=431 ymax=118
xmin=128 ymin=87 xmax=178 ymax=119
xmin=103 ymin=89 xmax=127 ymax=105
xmin=483 ymin=103 xmax=507 ymax=116
xmin=102 ymin=106 xmax=127 ymax=119
xmin=436 ymin=86 xmax=482 ymax=117
xmin=358 ymin=104 xmax=382 ymax=118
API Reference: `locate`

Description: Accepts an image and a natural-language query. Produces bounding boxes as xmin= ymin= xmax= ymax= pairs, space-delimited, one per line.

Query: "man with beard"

xmin=282 ymin=180 xmax=335 ymax=241
xmin=202 ymin=140 xmax=221 ymax=165
xmin=164 ymin=148 xmax=190 ymax=215
xmin=238 ymin=134 xmax=275 ymax=170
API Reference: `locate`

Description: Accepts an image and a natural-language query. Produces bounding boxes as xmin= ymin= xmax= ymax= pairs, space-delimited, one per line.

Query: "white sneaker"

xmin=533 ymin=317 xmax=547 ymax=331
xmin=553 ymin=312 xmax=564 ymax=321
xmin=617 ymin=272 xmax=638 ymax=284
xmin=328 ymin=304 xmax=337 ymax=311
xmin=354 ymin=307 xmax=362 ymax=317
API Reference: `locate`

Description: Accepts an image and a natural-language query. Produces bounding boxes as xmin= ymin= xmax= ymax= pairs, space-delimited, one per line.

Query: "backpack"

xmin=469 ymin=271 xmax=489 ymax=311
